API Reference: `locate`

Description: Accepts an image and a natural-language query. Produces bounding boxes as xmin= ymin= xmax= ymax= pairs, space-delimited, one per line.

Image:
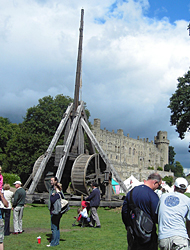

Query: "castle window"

xmin=129 ymin=148 xmax=131 ymax=154
xmin=133 ymin=148 xmax=135 ymax=155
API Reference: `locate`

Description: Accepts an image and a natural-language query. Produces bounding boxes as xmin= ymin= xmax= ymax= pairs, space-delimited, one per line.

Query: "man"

xmin=0 ymin=190 xmax=8 ymax=250
xmin=12 ymin=181 xmax=26 ymax=234
xmin=48 ymin=177 xmax=58 ymax=210
xmin=85 ymin=182 xmax=101 ymax=228
xmin=157 ymin=177 xmax=190 ymax=250
xmin=122 ymin=172 xmax=162 ymax=250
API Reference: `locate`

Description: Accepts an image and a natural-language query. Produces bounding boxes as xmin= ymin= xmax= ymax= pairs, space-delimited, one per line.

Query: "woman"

xmin=2 ymin=184 xmax=14 ymax=235
xmin=47 ymin=182 xmax=64 ymax=247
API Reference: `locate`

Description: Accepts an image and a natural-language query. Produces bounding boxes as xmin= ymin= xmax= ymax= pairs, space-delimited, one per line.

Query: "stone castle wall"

xmin=91 ymin=118 xmax=173 ymax=181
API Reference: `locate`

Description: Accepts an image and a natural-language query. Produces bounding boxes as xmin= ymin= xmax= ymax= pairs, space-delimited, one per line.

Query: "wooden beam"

xmin=56 ymin=102 xmax=84 ymax=181
xmin=81 ymin=118 xmax=128 ymax=194
xmin=27 ymin=103 xmax=73 ymax=194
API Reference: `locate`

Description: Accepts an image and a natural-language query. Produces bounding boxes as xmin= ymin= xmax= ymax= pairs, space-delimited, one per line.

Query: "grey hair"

xmin=147 ymin=173 xmax=162 ymax=182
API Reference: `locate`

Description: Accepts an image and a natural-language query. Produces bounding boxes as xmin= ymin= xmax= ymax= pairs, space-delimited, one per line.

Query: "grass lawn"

xmin=4 ymin=205 xmax=128 ymax=250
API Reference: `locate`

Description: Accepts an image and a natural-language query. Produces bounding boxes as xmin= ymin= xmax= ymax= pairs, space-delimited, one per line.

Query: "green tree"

xmin=164 ymin=146 xmax=176 ymax=172
xmin=173 ymin=161 xmax=184 ymax=177
xmin=169 ymin=146 xmax=176 ymax=165
xmin=162 ymin=176 xmax=173 ymax=186
xmin=168 ymin=70 xmax=190 ymax=139
xmin=0 ymin=117 xmax=20 ymax=166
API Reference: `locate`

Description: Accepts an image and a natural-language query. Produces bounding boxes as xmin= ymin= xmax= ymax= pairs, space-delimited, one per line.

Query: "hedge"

xmin=2 ymin=173 xmax=21 ymax=187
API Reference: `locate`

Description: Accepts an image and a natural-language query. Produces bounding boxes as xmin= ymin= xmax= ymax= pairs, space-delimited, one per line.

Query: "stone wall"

xmin=91 ymin=118 xmax=173 ymax=181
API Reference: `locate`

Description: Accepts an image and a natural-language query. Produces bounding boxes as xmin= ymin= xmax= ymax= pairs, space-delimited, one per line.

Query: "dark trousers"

xmin=127 ymin=228 xmax=158 ymax=250
xmin=2 ymin=209 xmax=11 ymax=236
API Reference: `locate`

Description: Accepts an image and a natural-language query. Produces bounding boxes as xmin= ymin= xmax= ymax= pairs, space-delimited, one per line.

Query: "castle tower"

xmin=154 ymin=131 xmax=169 ymax=169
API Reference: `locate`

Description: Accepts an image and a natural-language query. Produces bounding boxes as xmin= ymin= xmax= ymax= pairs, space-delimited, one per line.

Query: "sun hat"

xmin=174 ymin=177 xmax=188 ymax=189
xmin=13 ymin=181 xmax=22 ymax=185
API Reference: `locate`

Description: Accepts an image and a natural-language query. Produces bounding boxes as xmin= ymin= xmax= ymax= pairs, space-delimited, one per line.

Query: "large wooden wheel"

xmin=32 ymin=155 xmax=47 ymax=192
xmin=71 ymin=154 xmax=106 ymax=195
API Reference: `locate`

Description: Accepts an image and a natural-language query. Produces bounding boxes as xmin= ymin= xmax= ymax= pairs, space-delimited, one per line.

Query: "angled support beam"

xmin=81 ymin=118 xmax=128 ymax=195
xmin=56 ymin=102 xmax=84 ymax=181
xmin=27 ymin=103 xmax=73 ymax=194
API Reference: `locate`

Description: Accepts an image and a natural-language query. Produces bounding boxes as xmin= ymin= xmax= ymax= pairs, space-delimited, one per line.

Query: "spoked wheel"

xmin=71 ymin=154 xmax=106 ymax=195
xmin=32 ymin=154 xmax=47 ymax=192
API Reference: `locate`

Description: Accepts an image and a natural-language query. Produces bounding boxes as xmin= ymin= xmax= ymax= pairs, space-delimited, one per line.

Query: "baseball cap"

xmin=174 ymin=177 xmax=188 ymax=189
xmin=13 ymin=181 xmax=22 ymax=185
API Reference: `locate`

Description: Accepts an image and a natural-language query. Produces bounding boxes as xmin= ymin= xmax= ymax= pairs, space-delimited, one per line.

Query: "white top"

xmin=80 ymin=208 xmax=88 ymax=218
xmin=3 ymin=190 xmax=14 ymax=209
xmin=157 ymin=191 xmax=190 ymax=240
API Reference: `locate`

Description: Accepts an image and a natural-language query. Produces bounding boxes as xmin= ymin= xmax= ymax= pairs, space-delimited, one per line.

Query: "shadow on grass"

xmin=46 ymin=233 xmax=66 ymax=242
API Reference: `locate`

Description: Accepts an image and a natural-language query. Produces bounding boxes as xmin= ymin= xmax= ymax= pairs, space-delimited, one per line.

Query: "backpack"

xmin=129 ymin=188 xmax=153 ymax=244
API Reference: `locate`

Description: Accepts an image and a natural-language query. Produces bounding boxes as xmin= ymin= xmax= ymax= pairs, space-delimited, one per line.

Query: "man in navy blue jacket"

xmin=85 ymin=182 xmax=101 ymax=228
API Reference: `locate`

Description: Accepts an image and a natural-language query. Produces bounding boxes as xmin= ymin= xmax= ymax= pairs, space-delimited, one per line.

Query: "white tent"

xmin=120 ymin=175 xmax=143 ymax=193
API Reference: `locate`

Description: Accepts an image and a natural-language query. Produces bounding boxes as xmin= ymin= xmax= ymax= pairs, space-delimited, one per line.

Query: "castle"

xmin=91 ymin=118 xmax=173 ymax=181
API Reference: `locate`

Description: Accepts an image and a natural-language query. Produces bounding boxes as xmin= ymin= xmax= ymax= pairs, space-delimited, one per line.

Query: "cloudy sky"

xmin=1 ymin=0 xmax=190 ymax=173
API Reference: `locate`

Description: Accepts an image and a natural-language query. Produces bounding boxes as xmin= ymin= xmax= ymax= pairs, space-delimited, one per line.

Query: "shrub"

xmin=2 ymin=173 xmax=21 ymax=186
xmin=148 ymin=167 xmax=154 ymax=170
xmin=157 ymin=167 xmax=163 ymax=171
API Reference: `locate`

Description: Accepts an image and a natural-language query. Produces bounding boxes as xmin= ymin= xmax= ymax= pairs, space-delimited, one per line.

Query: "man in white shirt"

xmin=157 ymin=177 xmax=190 ymax=250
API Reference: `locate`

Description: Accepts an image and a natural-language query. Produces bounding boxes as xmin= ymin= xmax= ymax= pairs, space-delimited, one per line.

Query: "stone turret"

xmin=154 ymin=131 xmax=169 ymax=168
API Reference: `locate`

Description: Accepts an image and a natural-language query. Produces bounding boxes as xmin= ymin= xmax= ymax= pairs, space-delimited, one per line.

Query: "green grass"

xmin=4 ymin=205 xmax=127 ymax=250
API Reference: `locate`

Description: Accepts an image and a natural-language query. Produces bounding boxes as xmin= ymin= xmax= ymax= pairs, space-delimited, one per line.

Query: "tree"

xmin=173 ymin=161 xmax=184 ymax=177
xmin=169 ymin=146 xmax=176 ymax=165
xmin=168 ymin=70 xmax=190 ymax=139
xmin=164 ymin=146 xmax=176 ymax=172
xmin=0 ymin=117 xmax=20 ymax=167
xmin=162 ymin=176 xmax=173 ymax=186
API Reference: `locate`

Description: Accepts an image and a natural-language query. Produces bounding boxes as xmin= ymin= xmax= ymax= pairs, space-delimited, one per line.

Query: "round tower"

xmin=154 ymin=131 xmax=169 ymax=168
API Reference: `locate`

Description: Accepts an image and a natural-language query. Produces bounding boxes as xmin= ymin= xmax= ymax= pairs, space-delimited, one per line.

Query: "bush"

xmin=2 ymin=173 xmax=21 ymax=186
xmin=157 ymin=167 xmax=163 ymax=171
xmin=148 ymin=167 xmax=154 ymax=170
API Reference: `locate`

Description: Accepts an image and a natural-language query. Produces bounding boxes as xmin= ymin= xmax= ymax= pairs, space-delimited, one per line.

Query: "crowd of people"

xmin=0 ymin=169 xmax=189 ymax=250
xmin=122 ymin=173 xmax=190 ymax=250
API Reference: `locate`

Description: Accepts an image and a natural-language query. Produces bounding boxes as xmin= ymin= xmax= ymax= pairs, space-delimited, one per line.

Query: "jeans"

xmin=50 ymin=213 xmax=62 ymax=246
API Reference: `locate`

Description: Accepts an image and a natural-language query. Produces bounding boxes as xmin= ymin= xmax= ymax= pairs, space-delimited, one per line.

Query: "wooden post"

xmin=27 ymin=103 xmax=73 ymax=194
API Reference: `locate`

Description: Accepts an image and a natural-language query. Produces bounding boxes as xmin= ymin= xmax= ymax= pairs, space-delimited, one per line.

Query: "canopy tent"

xmin=120 ymin=175 xmax=143 ymax=193
xmin=111 ymin=179 xmax=120 ymax=194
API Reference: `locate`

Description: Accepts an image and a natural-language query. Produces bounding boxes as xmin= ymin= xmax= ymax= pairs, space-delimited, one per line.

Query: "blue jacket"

xmin=86 ymin=188 xmax=100 ymax=207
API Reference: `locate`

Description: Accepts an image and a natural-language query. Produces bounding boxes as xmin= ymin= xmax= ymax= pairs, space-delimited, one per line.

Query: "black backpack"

xmin=128 ymin=188 xmax=154 ymax=244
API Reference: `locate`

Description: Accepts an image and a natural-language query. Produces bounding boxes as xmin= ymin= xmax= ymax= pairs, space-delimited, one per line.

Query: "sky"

xmin=1 ymin=0 xmax=190 ymax=174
